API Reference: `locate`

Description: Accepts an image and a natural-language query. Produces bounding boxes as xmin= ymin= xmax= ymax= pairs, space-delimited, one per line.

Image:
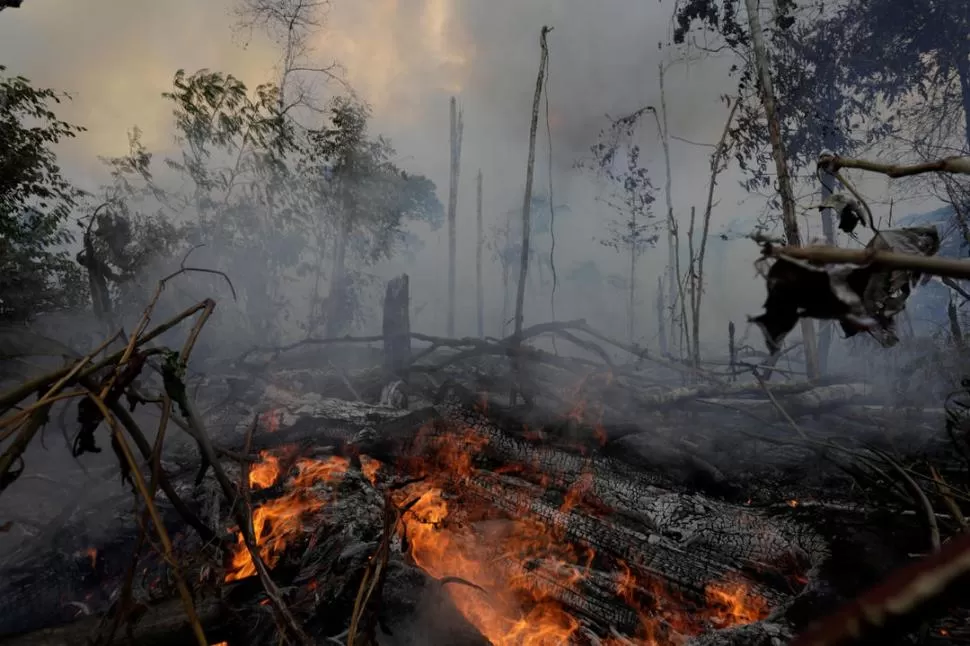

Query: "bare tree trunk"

xmin=816 ymin=144 xmax=838 ymax=373
xmin=383 ymin=275 xmax=411 ymax=404
xmin=658 ymin=62 xmax=679 ymax=352
xmin=691 ymin=98 xmax=740 ymax=370
xmin=476 ymin=170 xmax=484 ymax=338
xmin=501 ymin=210 xmax=512 ymax=335
xmin=656 ymin=275 xmax=667 ymax=354
xmin=956 ymin=53 xmax=970 ymax=153
xmin=324 ymin=210 xmax=350 ymax=338
xmin=744 ymin=0 xmax=819 ymax=380
xmin=511 ymin=26 xmax=551 ymax=404
xmin=686 ymin=206 xmax=697 ymax=363
xmin=447 ymin=97 xmax=464 ymax=337
xmin=672 ymin=208 xmax=689 ymax=360
xmin=628 ymin=212 xmax=637 ymax=343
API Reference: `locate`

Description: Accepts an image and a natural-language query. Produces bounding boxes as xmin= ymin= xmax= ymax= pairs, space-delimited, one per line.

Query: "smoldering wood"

xmin=2 ymin=306 xmax=967 ymax=645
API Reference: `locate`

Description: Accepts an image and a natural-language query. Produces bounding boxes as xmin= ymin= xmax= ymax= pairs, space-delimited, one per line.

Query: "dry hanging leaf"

xmin=749 ymin=226 xmax=939 ymax=353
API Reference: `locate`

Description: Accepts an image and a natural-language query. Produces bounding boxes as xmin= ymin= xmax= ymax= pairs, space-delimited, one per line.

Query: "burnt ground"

xmin=0 ymin=344 xmax=968 ymax=645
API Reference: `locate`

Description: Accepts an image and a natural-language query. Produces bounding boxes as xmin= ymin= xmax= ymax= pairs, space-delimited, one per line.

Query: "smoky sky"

xmin=0 ymin=0 xmax=945 ymax=346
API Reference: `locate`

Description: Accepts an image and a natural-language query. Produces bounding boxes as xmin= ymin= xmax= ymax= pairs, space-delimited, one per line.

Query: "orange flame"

xmin=224 ymin=454 xmax=349 ymax=582
xmin=705 ymin=580 xmax=769 ymax=626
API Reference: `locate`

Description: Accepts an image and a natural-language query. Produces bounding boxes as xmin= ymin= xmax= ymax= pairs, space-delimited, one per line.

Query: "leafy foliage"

xmin=300 ymin=96 xmax=443 ymax=335
xmin=0 ymin=66 xmax=88 ymax=321
xmin=582 ymin=119 xmax=659 ymax=256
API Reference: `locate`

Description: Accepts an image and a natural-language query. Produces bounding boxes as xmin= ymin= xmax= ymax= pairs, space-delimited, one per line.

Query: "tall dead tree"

xmin=476 ymin=170 xmax=485 ymax=338
xmin=447 ymin=97 xmax=464 ymax=337
xmin=743 ymin=0 xmax=819 ymax=379
xmin=510 ymin=25 xmax=552 ymax=405
xmin=657 ymin=61 xmax=677 ymax=356
xmin=816 ymin=150 xmax=839 ymax=373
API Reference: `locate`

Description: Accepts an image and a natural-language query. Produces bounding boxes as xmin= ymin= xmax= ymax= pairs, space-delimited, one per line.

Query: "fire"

xmin=787 ymin=499 xmax=799 ymax=508
xmin=224 ymin=454 xmax=349 ymax=582
xmin=248 ymin=451 xmax=281 ymax=490
xmin=705 ymin=580 xmax=769 ymax=627
xmin=398 ymin=484 xmax=583 ymax=645
xmin=393 ymin=423 xmax=772 ymax=645
xmin=227 ymin=388 xmax=775 ymax=643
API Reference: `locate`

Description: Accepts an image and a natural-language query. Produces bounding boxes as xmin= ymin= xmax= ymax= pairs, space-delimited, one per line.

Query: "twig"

xmin=98 ymin=395 xmax=173 ymax=644
xmin=327 ymin=361 xmax=364 ymax=402
xmin=225 ymin=410 xmax=313 ymax=645
xmin=870 ymin=449 xmax=940 ymax=552
xmin=87 ymin=385 xmax=217 ymax=543
xmin=752 ymin=372 xmax=810 ymax=442
xmin=79 ymin=387 xmax=208 ymax=646
xmin=0 ymin=300 xmax=212 ymax=413
xmin=1 ymin=331 xmax=120 ymax=435
xmin=348 ymin=494 xmax=395 ymax=646
xmin=929 ymin=465 xmax=968 ymax=532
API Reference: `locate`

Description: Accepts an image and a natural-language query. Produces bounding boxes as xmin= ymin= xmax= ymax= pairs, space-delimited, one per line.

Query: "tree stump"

xmin=382 ymin=274 xmax=411 ymax=407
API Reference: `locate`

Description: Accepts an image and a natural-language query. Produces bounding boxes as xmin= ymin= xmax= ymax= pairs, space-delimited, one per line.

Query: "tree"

xmin=446 ymin=96 xmax=464 ymax=337
xmin=0 ymin=66 xmax=87 ymax=322
xmin=234 ymin=0 xmax=344 ymax=115
xmin=301 ymin=96 xmax=443 ymax=337
xmin=489 ymin=194 xmax=566 ymax=335
xmin=103 ymin=68 xmax=304 ymax=346
xmin=583 ymin=132 xmax=659 ymax=344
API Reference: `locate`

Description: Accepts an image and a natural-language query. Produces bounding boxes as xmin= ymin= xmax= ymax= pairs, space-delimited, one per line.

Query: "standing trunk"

xmin=306 ymin=228 xmax=327 ymax=336
xmin=816 ymin=136 xmax=839 ymax=374
xmin=691 ymin=98 xmax=740 ymax=370
xmin=447 ymin=97 xmax=464 ymax=337
xmin=743 ymin=0 xmax=819 ymax=380
xmin=656 ymin=275 xmax=667 ymax=354
xmin=511 ymin=26 xmax=551 ymax=404
xmin=658 ymin=63 xmax=678 ymax=353
xmin=383 ymin=274 xmax=411 ymax=407
xmin=476 ymin=170 xmax=485 ymax=338
xmin=628 ymin=213 xmax=637 ymax=343
xmin=501 ymin=210 xmax=512 ymax=335
xmin=957 ymin=52 xmax=970 ymax=153
xmin=324 ymin=211 xmax=350 ymax=338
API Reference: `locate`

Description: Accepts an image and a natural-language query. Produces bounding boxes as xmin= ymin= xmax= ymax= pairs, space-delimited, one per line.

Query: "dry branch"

xmin=0 ymin=300 xmax=212 ymax=414
xmin=766 ymin=244 xmax=970 ymax=281
xmin=817 ymin=151 xmax=970 ymax=178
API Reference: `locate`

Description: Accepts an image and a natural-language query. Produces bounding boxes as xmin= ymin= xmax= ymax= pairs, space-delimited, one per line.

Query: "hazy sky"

xmin=0 ymin=0 xmax=940 ymax=346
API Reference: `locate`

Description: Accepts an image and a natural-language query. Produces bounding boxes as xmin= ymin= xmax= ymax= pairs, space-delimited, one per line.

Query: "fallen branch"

xmin=765 ymin=244 xmax=970 ymax=281
xmin=818 ymin=151 xmax=970 ymax=179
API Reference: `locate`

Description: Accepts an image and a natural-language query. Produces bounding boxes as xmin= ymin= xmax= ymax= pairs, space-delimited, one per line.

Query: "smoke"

xmin=0 ymin=0 xmax=953 ymax=379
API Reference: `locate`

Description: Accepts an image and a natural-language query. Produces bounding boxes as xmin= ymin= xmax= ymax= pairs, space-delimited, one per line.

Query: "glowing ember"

xmin=705 ymin=580 xmax=769 ymax=627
